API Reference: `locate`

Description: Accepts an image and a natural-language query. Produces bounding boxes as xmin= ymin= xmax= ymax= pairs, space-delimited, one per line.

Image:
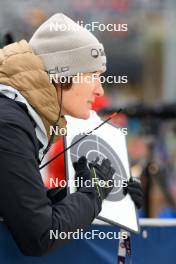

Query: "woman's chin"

xmin=77 ymin=110 xmax=90 ymax=120
xmin=81 ymin=111 xmax=90 ymax=120
xmin=66 ymin=109 xmax=90 ymax=120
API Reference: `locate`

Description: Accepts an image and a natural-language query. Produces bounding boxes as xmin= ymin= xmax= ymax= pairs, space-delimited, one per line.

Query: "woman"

xmin=0 ymin=13 xmax=142 ymax=256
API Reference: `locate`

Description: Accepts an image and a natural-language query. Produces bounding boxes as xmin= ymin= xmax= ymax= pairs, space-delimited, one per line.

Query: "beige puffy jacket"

xmin=0 ymin=40 xmax=66 ymax=142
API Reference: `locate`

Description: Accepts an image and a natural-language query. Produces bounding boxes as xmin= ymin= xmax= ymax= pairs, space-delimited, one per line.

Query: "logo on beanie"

xmin=91 ymin=48 xmax=105 ymax=59
xmin=91 ymin=49 xmax=99 ymax=58
xmin=48 ymin=66 xmax=69 ymax=74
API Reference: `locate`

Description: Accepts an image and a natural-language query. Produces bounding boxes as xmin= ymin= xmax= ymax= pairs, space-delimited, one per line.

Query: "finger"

xmin=110 ymin=166 xmax=116 ymax=176
xmin=130 ymin=193 xmax=143 ymax=209
xmin=127 ymin=186 xmax=143 ymax=197
xmin=101 ymin=158 xmax=111 ymax=167
xmin=94 ymin=156 xmax=100 ymax=163
xmin=90 ymin=157 xmax=100 ymax=167
xmin=128 ymin=186 xmax=143 ymax=197
xmin=128 ymin=181 xmax=143 ymax=191
xmin=129 ymin=177 xmax=141 ymax=184
xmin=106 ymin=167 xmax=115 ymax=181
xmin=129 ymin=193 xmax=143 ymax=203
xmin=136 ymin=202 xmax=143 ymax=209
xmin=76 ymin=156 xmax=89 ymax=174
xmin=73 ymin=162 xmax=77 ymax=171
xmin=101 ymin=160 xmax=112 ymax=176
xmin=123 ymin=186 xmax=128 ymax=195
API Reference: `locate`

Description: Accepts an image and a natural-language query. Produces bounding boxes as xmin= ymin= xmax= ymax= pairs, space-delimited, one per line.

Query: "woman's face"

xmin=55 ymin=72 xmax=104 ymax=119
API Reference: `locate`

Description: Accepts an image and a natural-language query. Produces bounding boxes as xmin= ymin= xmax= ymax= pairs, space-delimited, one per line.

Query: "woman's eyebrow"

xmin=92 ymin=71 xmax=98 ymax=73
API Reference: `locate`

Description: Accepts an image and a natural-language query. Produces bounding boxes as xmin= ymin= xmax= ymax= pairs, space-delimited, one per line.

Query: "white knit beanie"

xmin=29 ymin=13 xmax=107 ymax=77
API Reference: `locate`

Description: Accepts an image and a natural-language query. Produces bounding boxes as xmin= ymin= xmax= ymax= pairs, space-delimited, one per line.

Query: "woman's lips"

xmin=87 ymin=100 xmax=94 ymax=104
xmin=87 ymin=101 xmax=93 ymax=109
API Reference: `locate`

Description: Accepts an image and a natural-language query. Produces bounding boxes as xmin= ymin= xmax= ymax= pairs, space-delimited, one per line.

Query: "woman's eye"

xmin=93 ymin=74 xmax=100 ymax=78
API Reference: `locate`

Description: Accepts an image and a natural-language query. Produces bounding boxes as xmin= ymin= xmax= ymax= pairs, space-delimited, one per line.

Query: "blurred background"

xmin=1 ymin=0 xmax=176 ymax=218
